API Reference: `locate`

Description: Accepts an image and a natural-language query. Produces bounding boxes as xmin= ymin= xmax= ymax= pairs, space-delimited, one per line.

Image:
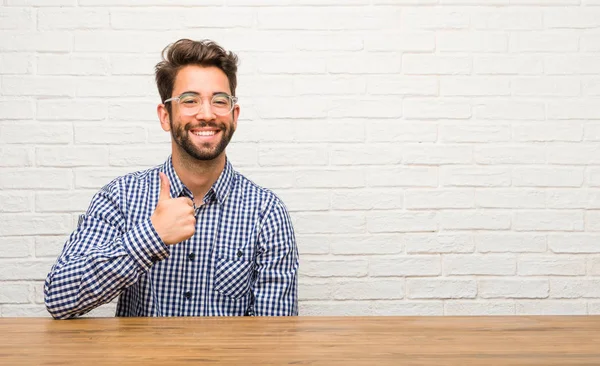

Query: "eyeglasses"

xmin=163 ymin=92 xmax=238 ymax=116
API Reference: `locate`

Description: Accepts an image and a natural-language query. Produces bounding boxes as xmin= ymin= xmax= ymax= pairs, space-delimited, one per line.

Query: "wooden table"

xmin=1 ymin=316 xmax=599 ymax=365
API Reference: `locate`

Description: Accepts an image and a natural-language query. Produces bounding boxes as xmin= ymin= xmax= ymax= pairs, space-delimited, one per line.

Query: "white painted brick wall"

xmin=2 ymin=0 xmax=600 ymax=317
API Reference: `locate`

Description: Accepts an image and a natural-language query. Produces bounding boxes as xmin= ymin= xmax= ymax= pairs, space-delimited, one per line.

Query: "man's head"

xmin=155 ymin=39 xmax=240 ymax=162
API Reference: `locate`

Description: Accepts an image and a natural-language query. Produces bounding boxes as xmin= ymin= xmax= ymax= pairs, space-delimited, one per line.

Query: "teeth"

xmin=193 ymin=131 xmax=216 ymax=136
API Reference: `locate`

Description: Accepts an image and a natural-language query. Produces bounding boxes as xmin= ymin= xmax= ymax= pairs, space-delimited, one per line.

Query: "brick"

xmin=445 ymin=301 xmax=515 ymax=315
xmin=474 ymin=55 xmax=542 ymax=75
xmin=0 ymin=31 xmax=71 ymax=52
xmin=37 ymin=100 xmax=106 ymax=121
xmin=367 ymin=122 xmax=437 ymax=143
xmin=403 ymin=145 xmax=472 ymax=165
xmin=548 ymin=144 xmax=600 ymax=165
xmin=513 ymin=167 xmax=583 ymax=187
xmin=259 ymin=145 xmax=327 ymax=166
xmin=333 ymin=280 xmax=405 ymax=300
xmin=510 ymin=31 xmax=579 ymax=52
xmin=551 ymin=279 xmax=600 ymax=298
xmin=294 ymin=34 xmax=363 ymax=52
xmin=544 ymin=8 xmax=600 ymax=28
xmin=35 ymin=236 xmax=66 ymax=258
xmin=583 ymin=79 xmax=600 ymax=96
xmin=0 ymin=283 xmax=30 ymax=304
xmin=74 ymin=31 xmax=172 ymax=53
xmin=438 ymin=32 xmax=507 ymax=52
xmin=404 ymin=99 xmax=471 ymax=119
xmin=547 ymin=189 xmax=600 ymax=209
xmin=512 ymin=77 xmax=580 ymax=97
xmin=0 ymin=237 xmax=33 ymax=258
xmin=476 ymin=233 xmax=546 ymax=253
xmin=442 ymin=167 xmax=511 ymax=187
xmin=254 ymin=97 xmax=328 ymax=119
xmin=472 ymin=9 xmax=542 ymax=30
xmin=545 ymin=56 xmax=600 ymax=75
xmin=299 ymin=259 xmax=368 ymax=277
xmin=299 ymin=280 xmax=333 ymax=300
xmin=257 ymin=8 xmax=401 ymax=30
xmin=38 ymin=54 xmax=109 ymax=76
xmin=401 ymin=8 xmax=469 ymax=29
xmin=36 ymin=191 xmax=95 ymax=213
xmin=367 ymin=76 xmax=436 ymax=96
xmin=480 ymin=279 xmax=548 ymax=299
xmin=405 ymin=189 xmax=474 ymax=209
xmin=0 ymin=214 xmax=71 ymax=236
xmin=406 ymin=234 xmax=474 ymax=254
xmin=0 ymin=53 xmax=34 ymax=74
xmin=513 ymin=211 xmax=584 ymax=232
xmin=364 ymin=32 xmax=434 ymax=52
xmin=590 ymin=169 xmax=600 ymax=187
xmin=74 ymin=124 xmax=147 ymax=145
xmin=0 ymin=100 xmax=34 ymax=120
xmin=370 ymin=256 xmax=440 ymax=277
xmin=548 ymin=101 xmax=600 ymax=119
xmin=274 ymin=189 xmax=329 ymax=212
xmin=516 ymin=301 xmax=586 ymax=315
xmin=0 ymin=169 xmax=71 ymax=190
xmin=514 ymin=122 xmax=583 ymax=142
xmin=403 ymin=55 xmax=471 ymax=75
xmin=0 ymin=147 xmax=32 ymax=167
xmin=256 ymin=54 xmax=326 ymax=74
xmin=475 ymin=100 xmax=545 ymax=120
xmin=0 ymin=305 xmax=49 ymax=317
xmin=586 ymin=211 xmax=600 ymax=231
xmin=108 ymin=147 xmax=169 ymax=167
xmin=330 ymin=144 xmax=402 ymax=166
xmin=520 ymin=256 xmax=585 ymax=276
xmin=293 ymin=212 xmax=365 ymax=234
xmin=36 ymin=147 xmax=109 ymax=168
xmin=76 ymin=76 xmax=157 ymax=98
xmin=440 ymin=124 xmax=511 ymax=143
xmin=331 ymin=189 xmax=403 ymax=210
xmin=294 ymin=168 xmax=365 ymax=188
xmin=110 ymin=54 xmax=158 ymax=75
xmin=367 ymin=210 xmax=437 ymax=233
xmin=328 ymin=54 xmax=402 ymax=74
xmin=6 ymin=0 xmax=74 ymax=4
xmin=329 ymin=234 xmax=403 ymax=255
xmin=108 ymin=101 xmax=158 ymax=121
xmin=299 ymin=300 xmax=443 ymax=316
xmin=407 ymin=279 xmax=477 ymax=299
xmin=295 ymin=235 xmax=330 ymax=255
xmin=440 ymin=77 xmax=510 ymax=96
xmin=0 ymin=122 xmax=72 ymax=144
xmin=294 ymin=76 xmax=364 ymax=96
xmin=38 ymin=8 xmax=108 ymax=30
xmin=0 ymin=191 xmax=33 ymax=213
xmin=440 ymin=210 xmax=511 ymax=230
xmin=294 ymin=120 xmax=365 ymax=143
xmin=549 ymin=234 xmax=600 ymax=253
xmin=1 ymin=76 xmax=75 ymax=97
xmin=476 ymin=189 xmax=545 ymax=209
xmin=444 ymin=255 xmax=515 ymax=275
xmin=0 ymin=260 xmax=55 ymax=280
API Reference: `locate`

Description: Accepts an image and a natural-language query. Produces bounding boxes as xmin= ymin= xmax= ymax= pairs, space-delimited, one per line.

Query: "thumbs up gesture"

xmin=150 ymin=172 xmax=196 ymax=245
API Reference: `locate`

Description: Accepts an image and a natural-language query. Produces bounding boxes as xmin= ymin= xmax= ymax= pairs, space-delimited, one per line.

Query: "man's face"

xmin=160 ymin=65 xmax=239 ymax=161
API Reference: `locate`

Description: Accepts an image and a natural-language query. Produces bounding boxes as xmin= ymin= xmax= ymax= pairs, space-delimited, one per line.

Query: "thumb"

xmin=158 ymin=172 xmax=171 ymax=201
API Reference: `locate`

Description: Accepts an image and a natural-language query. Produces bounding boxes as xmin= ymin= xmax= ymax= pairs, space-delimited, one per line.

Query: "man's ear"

xmin=232 ymin=104 xmax=240 ymax=130
xmin=157 ymin=104 xmax=171 ymax=132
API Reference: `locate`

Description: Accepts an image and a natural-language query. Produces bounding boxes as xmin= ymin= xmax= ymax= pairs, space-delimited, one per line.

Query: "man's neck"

xmin=171 ymin=151 xmax=226 ymax=205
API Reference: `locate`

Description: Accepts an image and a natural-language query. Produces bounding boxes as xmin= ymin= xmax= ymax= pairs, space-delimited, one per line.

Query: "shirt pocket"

xmin=214 ymin=256 xmax=253 ymax=299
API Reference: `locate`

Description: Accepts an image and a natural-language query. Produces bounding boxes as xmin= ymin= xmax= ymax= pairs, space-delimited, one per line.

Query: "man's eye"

xmin=213 ymin=98 xmax=229 ymax=106
xmin=181 ymin=98 xmax=199 ymax=105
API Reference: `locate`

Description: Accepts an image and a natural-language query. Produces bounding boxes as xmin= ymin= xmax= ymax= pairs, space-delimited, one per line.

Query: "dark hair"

xmin=155 ymin=39 xmax=238 ymax=114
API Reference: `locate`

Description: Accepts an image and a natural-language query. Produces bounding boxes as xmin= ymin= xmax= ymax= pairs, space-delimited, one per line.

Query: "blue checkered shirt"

xmin=44 ymin=156 xmax=298 ymax=319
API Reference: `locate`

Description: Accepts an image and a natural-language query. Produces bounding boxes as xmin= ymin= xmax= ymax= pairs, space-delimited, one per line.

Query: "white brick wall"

xmin=1 ymin=0 xmax=600 ymax=317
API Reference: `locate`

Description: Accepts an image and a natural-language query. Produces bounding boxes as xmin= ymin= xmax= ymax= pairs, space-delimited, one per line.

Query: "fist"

xmin=150 ymin=172 xmax=196 ymax=245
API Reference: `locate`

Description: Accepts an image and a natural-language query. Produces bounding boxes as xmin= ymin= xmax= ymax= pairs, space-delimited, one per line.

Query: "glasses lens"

xmin=212 ymin=95 xmax=233 ymax=116
xmin=178 ymin=95 xmax=201 ymax=116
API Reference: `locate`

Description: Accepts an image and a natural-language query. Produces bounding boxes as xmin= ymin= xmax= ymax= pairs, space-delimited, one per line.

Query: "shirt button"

xmin=150 ymin=255 xmax=159 ymax=263
xmin=184 ymin=291 xmax=191 ymax=299
xmin=188 ymin=253 xmax=196 ymax=261
xmin=237 ymin=250 xmax=243 ymax=258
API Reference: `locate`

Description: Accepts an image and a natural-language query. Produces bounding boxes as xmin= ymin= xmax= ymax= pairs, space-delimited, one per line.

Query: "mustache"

xmin=184 ymin=121 xmax=226 ymax=130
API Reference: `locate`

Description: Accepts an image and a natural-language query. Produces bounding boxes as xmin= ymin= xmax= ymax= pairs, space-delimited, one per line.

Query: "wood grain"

xmin=1 ymin=316 xmax=599 ymax=365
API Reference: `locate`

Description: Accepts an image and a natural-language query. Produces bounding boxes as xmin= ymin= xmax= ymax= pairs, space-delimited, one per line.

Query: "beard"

xmin=170 ymin=117 xmax=235 ymax=161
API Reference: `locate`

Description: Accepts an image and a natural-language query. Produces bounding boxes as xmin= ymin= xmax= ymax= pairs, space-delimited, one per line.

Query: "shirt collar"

xmin=160 ymin=155 xmax=235 ymax=206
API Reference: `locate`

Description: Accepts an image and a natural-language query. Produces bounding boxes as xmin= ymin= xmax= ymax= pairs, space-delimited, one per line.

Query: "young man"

xmin=44 ymin=39 xmax=299 ymax=319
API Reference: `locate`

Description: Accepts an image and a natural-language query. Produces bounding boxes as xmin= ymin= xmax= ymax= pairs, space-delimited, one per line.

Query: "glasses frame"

xmin=163 ymin=92 xmax=238 ymax=116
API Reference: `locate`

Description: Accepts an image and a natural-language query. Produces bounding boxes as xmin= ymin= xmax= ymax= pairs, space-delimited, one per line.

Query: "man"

xmin=44 ymin=39 xmax=299 ymax=319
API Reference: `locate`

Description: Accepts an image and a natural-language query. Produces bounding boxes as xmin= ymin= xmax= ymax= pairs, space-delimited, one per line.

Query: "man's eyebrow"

xmin=179 ymin=90 xmax=230 ymax=96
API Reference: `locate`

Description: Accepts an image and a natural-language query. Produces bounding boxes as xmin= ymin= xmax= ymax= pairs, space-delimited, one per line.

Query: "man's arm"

xmin=252 ymin=199 xmax=299 ymax=316
xmin=44 ymin=182 xmax=169 ymax=319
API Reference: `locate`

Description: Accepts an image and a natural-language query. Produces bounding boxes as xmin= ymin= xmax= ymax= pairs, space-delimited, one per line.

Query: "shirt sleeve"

xmin=44 ymin=181 xmax=169 ymax=319
xmin=252 ymin=199 xmax=299 ymax=316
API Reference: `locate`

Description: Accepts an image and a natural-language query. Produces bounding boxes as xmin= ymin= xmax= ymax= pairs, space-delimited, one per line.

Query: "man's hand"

xmin=150 ymin=172 xmax=196 ymax=245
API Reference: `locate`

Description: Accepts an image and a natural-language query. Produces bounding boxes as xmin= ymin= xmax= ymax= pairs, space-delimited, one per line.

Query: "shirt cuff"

xmin=121 ymin=218 xmax=170 ymax=271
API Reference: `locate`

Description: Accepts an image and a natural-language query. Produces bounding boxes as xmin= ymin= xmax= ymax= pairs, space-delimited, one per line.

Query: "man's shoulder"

xmin=233 ymin=171 xmax=286 ymax=208
xmin=100 ymin=165 xmax=161 ymax=194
